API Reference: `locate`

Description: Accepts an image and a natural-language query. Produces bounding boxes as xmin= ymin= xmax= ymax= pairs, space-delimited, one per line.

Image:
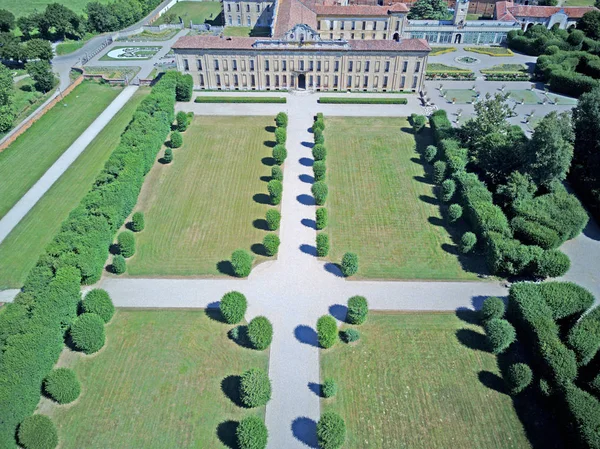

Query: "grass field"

xmin=563 ymin=0 xmax=594 ymax=5
xmin=0 ymin=89 xmax=148 ymax=290
xmin=127 ymin=116 xmax=277 ymax=276
xmin=44 ymin=309 xmax=268 ymax=449
xmin=0 ymin=81 xmax=122 ymax=220
xmin=321 ymin=312 xmax=561 ymax=449
xmin=443 ymin=89 xmax=477 ymax=104
xmin=480 ymin=64 xmax=528 ymax=74
xmin=426 ymin=63 xmax=473 ymax=73
xmin=154 ymin=1 xmax=222 ymax=25
xmin=3 ymin=0 xmax=108 ymax=16
xmin=508 ymin=89 xmax=541 ymax=104
xmin=429 ymin=47 xmax=456 ymax=56
xmin=10 ymin=77 xmax=54 ymax=127
xmin=324 ymin=117 xmax=477 ymax=280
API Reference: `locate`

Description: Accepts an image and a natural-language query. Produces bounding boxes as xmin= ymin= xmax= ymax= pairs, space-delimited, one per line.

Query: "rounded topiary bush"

xmin=117 ymin=231 xmax=135 ymax=258
xmin=163 ymin=148 xmax=173 ymax=163
xmin=237 ymin=415 xmax=268 ymax=449
xmin=441 ymin=179 xmax=456 ymax=203
xmin=263 ymin=234 xmax=280 ymax=256
xmin=448 ymin=203 xmax=463 ymax=223
xmin=176 ymin=111 xmax=189 ymax=132
xmin=248 ymin=316 xmax=273 ymax=350
xmin=316 ymin=233 xmax=330 ymax=257
xmin=342 ymin=328 xmax=360 ymax=343
xmin=317 ymin=315 xmax=338 ymax=349
xmin=275 ymin=127 xmax=286 ymax=145
xmin=459 ymin=232 xmax=477 ymax=254
xmin=131 ymin=211 xmax=145 ymax=232
xmin=322 ymin=378 xmax=338 ymax=398
xmin=170 ymin=130 xmax=183 ymax=148
xmin=220 ymin=291 xmax=247 ymax=324
xmin=507 ymin=363 xmax=533 ymax=395
xmin=112 ymin=254 xmax=126 ymax=274
xmin=312 ymin=144 xmax=327 ymax=161
xmin=313 ymin=160 xmax=326 ymax=182
xmin=316 ymin=207 xmax=328 ymax=230
xmin=267 ymin=180 xmax=283 ymax=205
xmin=480 ymin=296 xmax=505 ymax=323
xmin=266 ymin=209 xmax=281 ymax=231
xmin=271 ymin=165 xmax=283 ymax=182
xmin=44 ymin=368 xmax=80 ymax=404
xmin=231 ymin=249 xmax=253 ymax=278
xmin=484 ymin=318 xmax=516 ymax=355
xmin=314 ymin=128 xmax=324 ymax=145
xmin=70 ymin=313 xmax=105 ymax=354
xmin=341 ymin=252 xmax=358 ymax=277
xmin=313 ymin=117 xmax=325 ymax=132
xmin=18 ymin=415 xmax=58 ymax=449
xmin=275 ymin=111 xmax=288 ymax=128
xmin=534 ymin=250 xmax=571 ymax=278
xmin=312 ymin=181 xmax=328 ymax=205
xmin=347 ymin=296 xmax=368 ymax=325
xmin=317 ymin=411 xmax=346 ymax=449
xmin=240 ymin=368 xmax=272 ymax=408
xmin=272 ymin=145 xmax=287 ymax=165
xmin=433 ymin=160 xmax=446 ymax=184
xmin=424 ymin=145 xmax=437 ymax=163
xmin=82 ymin=289 xmax=115 ymax=323
xmin=411 ymin=114 xmax=426 ymax=133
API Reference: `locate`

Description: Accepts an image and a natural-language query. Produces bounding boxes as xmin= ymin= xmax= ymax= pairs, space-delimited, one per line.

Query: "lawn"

xmin=0 ymin=89 xmax=148 ymax=290
xmin=481 ymin=64 xmax=528 ymax=74
xmin=44 ymin=309 xmax=268 ymax=449
xmin=83 ymin=66 xmax=141 ymax=80
xmin=442 ymin=89 xmax=477 ymax=104
xmin=429 ymin=47 xmax=457 ymax=56
xmin=426 ymin=63 xmax=473 ymax=73
xmin=127 ymin=116 xmax=277 ymax=276
xmin=0 ymin=81 xmax=122 ymax=220
xmin=2 ymin=0 xmax=108 ymax=16
xmin=224 ymin=26 xmax=271 ymax=37
xmin=546 ymin=92 xmax=578 ymax=105
xmin=119 ymin=28 xmax=179 ymax=41
xmin=321 ymin=312 xmax=563 ymax=449
xmin=153 ymin=1 xmax=222 ymax=25
xmin=508 ymin=89 xmax=541 ymax=104
xmin=10 ymin=77 xmax=54 ymax=126
xmin=563 ymin=0 xmax=594 ymax=5
xmin=324 ymin=117 xmax=477 ymax=280
xmin=465 ymin=46 xmax=514 ymax=57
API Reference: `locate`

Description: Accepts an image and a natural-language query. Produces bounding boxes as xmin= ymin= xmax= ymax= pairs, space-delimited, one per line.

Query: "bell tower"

xmin=453 ymin=0 xmax=469 ymax=26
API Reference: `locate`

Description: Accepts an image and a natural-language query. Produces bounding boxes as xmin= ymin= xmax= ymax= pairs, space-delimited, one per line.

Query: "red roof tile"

xmin=172 ymin=36 xmax=259 ymax=49
xmin=495 ymin=0 xmax=597 ymax=19
xmin=313 ymin=3 xmax=407 ymax=16
xmin=349 ymin=37 xmax=429 ymax=51
xmin=273 ymin=0 xmax=318 ymax=37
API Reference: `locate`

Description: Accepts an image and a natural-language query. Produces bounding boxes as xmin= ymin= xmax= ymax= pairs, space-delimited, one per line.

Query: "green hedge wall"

xmin=194 ymin=96 xmax=286 ymax=103
xmin=567 ymin=305 xmax=600 ymax=366
xmin=318 ymin=97 xmax=407 ymax=104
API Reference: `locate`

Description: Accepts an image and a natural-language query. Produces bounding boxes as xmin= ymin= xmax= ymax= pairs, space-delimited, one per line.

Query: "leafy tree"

xmin=163 ymin=148 xmax=173 ymax=163
xmin=170 ymin=131 xmax=183 ymax=148
xmin=70 ymin=313 xmax=106 ymax=354
xmin=312 ymin=181 xmax=328 ymax=205
xmin=271 ymin=166 xmax=283 ymax=182
xmin=496 ymin=172 xmax=536 ymax=211
xmin=341 ymin=252 xmax=358 ymax=277
xmin=0 ymin=9 xmax=15 ymax=32
xmin=411 ymin=114 xmax=427 ymax=133
xmin=86 ymin=2 xmax=119 ymax=32
xmin=25 ymin=39 xmax=54 ymax=61
xmin=579 ymin=10 xmax=600 ymax=40
xmin=240 ymin=368 xmax=272 ymax=407
xmin=131 ymin=211 xmax=145 ymax=232
xmin=247 ymin=316 xmax=273 ymax=350
xmin=507 ymin=363 xmax=533 ymax=395
xmin=267 ymin=180 xmax=283 ymax=205
xmin=176 ymin=111 xmax=189 ymax=131
xmin=424 ymin=145 xmax=437 ymax=163
xmin=313 ymin=160 xmax=326 ymax=181
xmin=476 ymin=126 xmax=528 ymax=185
xmin=26 ymin=61 xmax=55 ymax=93
xmin=347 ymin=296 xmax=368 ymax=325
xmin=448 ymin=203 xmax=462 ymax=223
xmin=433 ymin=160 xmax=446 ymax=184
xmin=484 ymin=318 xmax=516 ymax=354
xmin=82 ymin=289 xmax=114 ymax=323
xmin=317 ymin=315 xmax=338 ymax=348
xmin=441 ymin=179 xmax=456 ymax=202
xmin=460 ymin=232 xmax=477 ymax=254
xmin=112 ymin=254 xmax=126 ymax=274
xmin=342 ymin=328 xmax=360 ymax=343
xmin=316 ymin=233 xmax=329 ymax=256
xmin=480 ymin=296 xmax=505 ymax=322
xmin=44 ymin=368 xmax=80 ymax=404
xmin=263 ymin=234 xmax=280 ymax=256
xmin=408 ymin=0 xmax=449 ymax=19
xmin=117 ymin=231 xmax=135 ymax=258
xmin=317 ymin=411 xmax=346 ymax=449
xmin=231 ymin=249 xmax=253 ymax=277
xmin=220 ymin=291 xmax=247 ymax=324
xmin=37 ymin=3 xmax=85 ymax=40
xmin=237 ymin=416 xmax=268 ymax=449
xmin=265 ymin=209 xmax=281 ymax=230
xmin=316 ymin=207 xmax=328 ymax=229
xmin=272 ymin=144 xmax=287 ymax=165
xmin=0 ymin=63 xmax=15 ymax=133
xmin=18 ymin=415 xmax=58 ymax=449
xmin=17 ymin=14 xmax=42 ymax=40
xmin=322 ymin=378 xmax=338 ymax=398
xmin=275 ymin=111 xmax=288 ymax=128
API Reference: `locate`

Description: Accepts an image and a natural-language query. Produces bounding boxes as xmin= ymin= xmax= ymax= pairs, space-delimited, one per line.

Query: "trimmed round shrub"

xmin=314 ymin=128 xmax=324 ymax=145
xmin=480 ymin=296 xmax=505 ymax=323
xmin=131 ymin=211 xmax=145 ymax=232
xmin=448 ymin=203 xmax=463 ymax=223
xmin=316 ymin=233 xmax=330 ymax=257
xmin=322 ymin=378 xmax=338 ymax=398
xmin=44 ymin=368 xmax=80 ymax=404
xmin=231 ymin=249 xmax=253 ymax=278
xmin=441 ymin=179 xmax=456 ymax=203
xmin=112 ymin=255 xmax=126 ymax=274
xmin=70 ymin=313 xmax=106 ymax=354
xmin=342 ymin=328 xmax=360 ymax=343
xmin=424 ymin=145 xmax=437 ymax=163
xmin=313 ymin=160 xmax=326 ymax=181
xmin=411 ymin=114 xmax=427 ymax=133
xmin=237 ymin=415 xmax=268 ymax=449
xmin=459 ymin=232 xmax=477 ymax=254
xmin=433 ymin=160 xmax=447 ymax=184
xmin=240 ymin=368 xmax=272 ymax=408
xmin=263 ymin=234 xmax=280 ymax=256
xmin=248 ymin=316 xmax=273 ymax=350
xmin=484 ymin=318 xmax=516 ymax=355
xmin=83 ymin=289 xmax=115 ymax=323
xmin=347 ymin=296 xmax=368 ymax=325
xmin=117 ymin=231 xmax=135 ymax=258
xmin=507 ymin=363 xmax=533 ymax=395
xmin=176 ymin=111 xmax=189 ymax=131
xmin=316 ymin=208 xmax=328 ymax=230
xmin=317 ymin=411 xmax=346 ymax=449
xmin=266 ymin=209 xmax=281 ymax=231
xmin=267 ymin=180 xmax=283 ymax=205
xmin=275 ymin=111 xmax=288 ymax=128
xmin=163 ymin=148 xmax=173 ymax=163
xmin=220 ymin=291 xmax=247 ymax=324
xmin=170 ymin=131 xmax=183 ymax=148
xmin=312 ymin=181 xmax=328 ymax=205
xmin=312 ymin=144 xmax=327 ymax=161
xmin=317 ymin=315 xmax=338 ymax=349
xmin=313 ymin=117 xmax=325 ymax=132
xmin=341 ymin=252 xmax=358 ymax=277
xmin=275 ymin=127 xmax=286 ymax=145
xmin=18 ymin=415 xmax=58 ymax=449
xmin=272 ymin=145 xmax=287 ymax=165
xmin=534 ymin=250 xmax=571 ymax=278
xmin=271 ymin=165 xmax=283 ymax=182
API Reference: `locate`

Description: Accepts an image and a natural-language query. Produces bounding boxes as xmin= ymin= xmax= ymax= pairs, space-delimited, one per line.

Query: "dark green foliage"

xmin=459 ymin=232 xmax=477 ymax=254
xmin=112 ymin=255 xmax=126 ymax=274
xmin=26 ymin=61 xmax=56 ymax=93
xmin=220 ymin=291 xmax=247 ymax=324
xmin=441 ymin=179 xmax=456 ymax=203
xmin=480 ymin=296 xmax=505 ymax=323
xmin=448 ymin=204 xmax=463 ymax=223
xmin=317 ymin=411 xmax=346 ymax=449
xmin=271 ymin=166 xmax=283 ymax=182
xmin=342 ymin=328 xmax=360 ymax=343
xmin=117 ymin=231 xmax=135 ymax=258
xmin=316 ymin=208 xmax=328 ymax=230
xmin=274 ymin=127 xmax=286 ymax=145
xmin=266 ymin=209 xmax=281 ymax=231
xmin=539 ymin=378 xmax=553 ymax=397
xmin=272 ymin=145 xmax=287 ymax=165
xmin=314 ymin=128 xmax=324 ymax=145
xmin=170 ymin=131 xmax=183 ymax=148
xmin=312 ymin=144 xmax=327 ymax=161
xmin=313 ymin=160 xmax=326 ymax=181
xmin=316 ymin=233 xmax=330 ymax=257
xmin=534 ymin=249 xmax=571 ymax=278
xmin=439 ymin=139 xmax=468 ymax=175
xmin=18 ymin=415 xmax=58 ymax=449
xmin=313 ymin=117 xmax=325 ymax=131
xmin=176 ymin=111 xmax=189 ymax=131
xmin=237 ymin=415 xmax=268 ymax=449
xmin=322 ymin=378 xmax=338 ymax=398
xmin=511 ymin=217 xmax=560 ymax=250
xmin=240 ymin=368 xmax=272 ymax=408
xmin=163 ymin=148 xmax=173 ymax=163
xmin=268 ymin=180 xmax=283 ymax=205
xmin=424 ymin=145 xmax=437 ymax=163
xmin=485 ymin=231 xmax=539 ymax=277
xmin=347 ymin=296 xmax=368 ymax=325
xmin=70 ymin=313 xmax=105 ymax=354
xmin=312 ymin=181 xmax=328 ymax=205
xmin=433 ymin=160 xmax=446 ymax=184
xmin=263 ymin=234 xmax=280 ymax=256
xmin=275 ymin=112 xmax=288 ymax=128
xmin=194 ymin=97 xmax=286 ymax=103
xmin=563 ymin=383 xmax=600 ymax=448
xmin=429 ymin=110 xmax=453 ymax=143
xmin=318 ymin=97 xmax=407 ymax=104
xmin=484 ymin=318 xmax=516 ymax=354
xmin=341 ymin=252 xmax=358 ymax=277
xmin=317 ymin=315 xmax=338 ymax=349
xmin=0 ymin=9 xmax=15 ymax=32
xmin=231 ymin=250 xmax=253 ymax=278
xmin=411 ymin=114 xmax=427 ymax=133
xmin=44 ymin=368 xmax=80 ymax=404
xmin=176 ymin=74 xmax=193 ymax=101
xmin=248 ymin=316 xmax=273 ymax=350
xmin=591 ymin=373 xmax=600 ymax=394
xmin=567 ymin=305 xmax=600 ymax=365
xmin=131 ymin=211 xmax=145 ymax=232
xmin=82 ymin=289 xmax=114 ymax=323
xmin=507 ymin=363 xmax=533 ymax=395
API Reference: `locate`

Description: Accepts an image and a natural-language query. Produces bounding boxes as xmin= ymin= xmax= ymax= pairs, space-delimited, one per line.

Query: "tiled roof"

xmin=349 ymin=37 xmax=430 ymax=51
xmin=313 ymin=3 xmax=408 ymax=16
xmin=172 ymin=36 xmax=259 ymax=49
xmin=273 ymin=0 xmax=318 ymax=37
xmin=494 ymin=1 xmax=516 ymax=21
xmin=494 ymin=0 xmax=596 ymax=20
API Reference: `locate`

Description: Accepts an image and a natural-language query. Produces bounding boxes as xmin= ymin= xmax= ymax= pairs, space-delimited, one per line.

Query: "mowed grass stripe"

xmin=0 ymin=89 xmax=149 ymax=290
xmin=128 ymin=116 xmax=275 ymax=276
xmin=325 ymin=117 xmax=476 ymax=280
xmin=0 ymin=81 xmax=123 ymax=219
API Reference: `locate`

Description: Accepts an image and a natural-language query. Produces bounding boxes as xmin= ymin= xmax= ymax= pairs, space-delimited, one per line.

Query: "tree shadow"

xmin=109 ymin=243 xmax=120 ymax=256
xmin=216 ymin=420 xmax=239 ymax=449
xmin=413 ymin=175 xmax=432 ymax=184
xmin=259 ymin=175 xmax=271 ymax=182
xmin=158 ymin=157 xmax=171 ymax=165
xmin=264 ymin=140 xmax=276 ymax=148
xmin=299 ymin=174 xmax=314 ymax=184
xmin=478 ymin=370 xmax=507 ymax=395
xmin=205 ymin=303 xmax=227 ymax=323
xmin=301 ymin=218 xmax=316 ymax=229
xmin=295 ymin=325 xmax=319 ymax=347
xmin=297 ymin=194 xmax=316 ymax=206
xmin=582 ymin=218 xmax=600 ymax=241
xmin=324 ymin=263 xmax=344 ymax=278
xmin=410 ymin=156 xmax=424 ymax=166
xmin=216 ymin=260 xmax=236 ymax=277
xmin=125 ymin=221 xmax=135 ymax=231
xmin=455 ymin=328 xmax=489 ymax=352
xmin=300 ymin=244 xmax=317 ymax=257
xmin=299 ymin=157 xmax=314 ymax=167
xmin=428 ymin=216 xmax=444 ymax=227
xmin=301 ymin=141 xmax=314 ymax=148
xmin=419 ymin=194 xmax=438 ymax=205
xmin=253 ymin=218 xmax=269 ymax=230
xmin=455 ymin=307 xmax=480 ymax=325
xmin=251 ymin=243 xmax=268 ymax=256
xmin=228 ymin=325 xmax=253 ymax=349
xmin=221 ymin=375 xmax=245 ymax=407
xmin=262 ymin=156 xmax=276 ymax=166
xmin=265 ymin=125 xmax=276 ymax=132
xmin=472 ymin=295 xmax=492 ymax=311
xmin=253 ymin=193 xmax=271 ymax=205
xmin=329 ymin=304 xmax=348 ymax=322
xmin=291 ymin=417 xmax=318 ymax=449
xmin=308 ymin=382 xmax=323 ymax=397
xmin=105 ymin=262 xmax=122 ymax=275
xmin=441 ymin=243 xmax=460 ymax=256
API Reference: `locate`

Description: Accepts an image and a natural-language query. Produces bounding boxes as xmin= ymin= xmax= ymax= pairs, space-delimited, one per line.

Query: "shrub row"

xmin=483 ymin=73 xmax=531 ymax=81
xmin=194 ymin=96 xmax=286 ymax=103
xmin=567 ymin=305 xmax=600 ymax=365
xmin=425 ymin=72 xmax=476 ymax=81
xmin=318 ymin=97 xmax=407 ymax=104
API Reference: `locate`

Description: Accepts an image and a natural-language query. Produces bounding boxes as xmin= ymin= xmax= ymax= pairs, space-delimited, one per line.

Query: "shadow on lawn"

xmin=216 ymin=260 xmax=236 ymax=277
xmin=455 ymin=328 xmax=489 ymax=352
xmin=264 ymin=140 xmax=276 ymax=148
xmin=253 ymin=193 xmax=271 ymax=205
xmin=251 ymin=243 xmax=268 ymax=256
xmin=291 ymin=417 xmax=318 ymax=448
xmin=216 ymin=420 xmax=239 ymax=449
xmin=253 ymin=218 xmax=269 ymax=231
xmin=478 ymin=370 xmax=507 ymax=395
xmin=221 ymin=375 xmax=245 ymax=407
xmin=262 ymin=156 xmax=276 ymax=166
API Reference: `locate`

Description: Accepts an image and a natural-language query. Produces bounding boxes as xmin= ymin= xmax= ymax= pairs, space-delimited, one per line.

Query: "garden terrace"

xmin=153 ymin=1 xmax=223 ymax=26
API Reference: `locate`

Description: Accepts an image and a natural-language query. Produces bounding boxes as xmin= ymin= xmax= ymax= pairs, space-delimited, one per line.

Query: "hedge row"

xmin=313 ymin=114 xmax=331 ymax=262
xmin=317 ymin=97 xmax=407 ymax=104
xmin=567 ymin=305 xmax=600 ymax=366
xmin=194 ymin=96 xmax=286 ymax=103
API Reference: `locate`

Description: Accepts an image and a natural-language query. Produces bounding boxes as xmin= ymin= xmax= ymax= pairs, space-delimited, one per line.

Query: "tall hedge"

xmin=484 ymin=318 xmax=516 ymax=354
xmin=70 ymin=313 xmax=106 ymax=355
xmin=567 ymin=305 xmax=600 ymax=365
xmin=176 ymin=73 xmax=193 ymax=101
xmin=272 ymin=145 xmax=287 ymax=165
xmin=82 ymin=289 xmax=115 ymax=323
xmin=43 ymin=368 xmax=80 ymax=404
xmin=267 ymin=180 xmax=283 ymax=205
xmin=317 ymin=315 xmax=338 ymax=349
xmin=275 ymin=112 xmax=288 ymax=128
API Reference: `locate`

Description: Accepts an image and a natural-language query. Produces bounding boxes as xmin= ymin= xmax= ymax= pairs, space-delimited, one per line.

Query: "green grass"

xmin=324 ymin=117 xmax=477 ymax=280
xmin=0 ymin=89 xmax=148 ymax=290
xmin=426 ymin=63 xmax=473 ymax=73
xmin=481 ymin=64 xmax=528 ymax=74
xmin=194 ymin=96 xmax=286 ymax=103
xmin=153 ymin=1 xmax=222 ymax=25
xmin=465 ymin=46 xmax=514 ymax=56
xmin=44 ymin=309 xmax=268 ymax=449
xmin=429 ymin=47 xmax=457 ymax=56
xmin=11 ymin=77 xmax=53 ymax=124
xmin=127 ymin=116 xmax=277 ymax=276
xmin=546 ymin=92 xmax=578 ymax=105
xmin=318 ymin=97 xmax=407 ymax=104
xmin=2 ymin=0 xmax=109 ymax=16
xmin=563 ymin=0 xmax=594 ymax=5
xmin=0 ymin=81 xmax=122 ymax=220
xmin=320 ymin=312 xmax=537 ymax=449
xmin=223 ymin=26 xmax=271 ymax=37
xmin=443 ymin=89 xmax=477 ymax=104
xmin=508 ymin=89 xmax=541 ymax=104
xmin=84 ymin=66 xmax=141 ymax=80
xmin=119 ymin=28 xmax=179 ymax=41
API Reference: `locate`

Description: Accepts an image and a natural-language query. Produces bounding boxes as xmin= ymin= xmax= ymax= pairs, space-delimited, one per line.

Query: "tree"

xmin=220 ymin=291 xmax=247 ymax=324
xmin=25 ymin=39 xmax=54 ymax=61
xmin=408 ymin=0 xmax=450 ymax=19
xmin=18 ymin=415 xmax=58 ymax=449
xmin=317 ymin=412 xmax=346 ymax=449
xmin=0 ymin=9 xmax=15 ymax=32
xmin=496 ymin=172 xmax=536 ymax=211
xmin=237 ymin=416 xmax=268 ymax=449
xmin=475 ymin=126 xmax=528 ymax=185
xmin=86 ymin=2 xmax=119 ymax=32
xmin=17 ymin=14 xmax=42 ymax=40
xmin=26 ymin=61 xmax=56 ymax=93
xmin=341 ymin=252 xmax=358 ymax=277
xmin=484 ymin=318 xmax=516 ymax=354
xmin=578 ymin=10 xmax=600 ymax=40
xmin=0 ymin=63 xmax=15 ymax=133
xmin=37 ymin=3 xmax=84 ymax=40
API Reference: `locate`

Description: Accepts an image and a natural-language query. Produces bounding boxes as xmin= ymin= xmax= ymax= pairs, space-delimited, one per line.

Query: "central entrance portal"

xmin=298 ymin=73 xmax=306 ymax=90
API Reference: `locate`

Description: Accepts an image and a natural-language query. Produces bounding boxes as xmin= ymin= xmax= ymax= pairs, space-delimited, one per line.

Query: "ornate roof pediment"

xmin=284 ymin=23 xmax=321 ymax=42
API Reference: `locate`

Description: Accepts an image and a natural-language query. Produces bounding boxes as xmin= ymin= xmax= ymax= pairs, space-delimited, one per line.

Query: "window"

xmin=234 ymin=74 xmax=239 ymax=86
xmin=225 ymin=74 xmax=229 ymax=87
xmin=309 ymin=60 xmax=314 ymax=71
xmin=236 ymin=3 xmax=240 ymax=11
xmin=348 ymin=61 xmax=353 ymax=72
xmin=243 ymin=74 xmax=247 ymax=86
xmin=250 ymin=60 xmax=254 ymax=71
xmin=299 ymin=60 xmax=304 ymax=71
xmin=383 ymin=75 xmax=388 ymax=88
xmin=334 ymin=60 xmax=339 ymax=72
xmin=283 ymin=74 xmax=287 ymax=86
xmin=372 ymin=33 xmax=376 ymax=39
xmin=400 ymin=75 xmax=406 ymax=88
xmin=282 ymin=60 xmax=287 ymax=71
xmin=384 ymin=21 xmax=388 ymax=31
xmin=199 ymin=74 xmax=204 ymax=86
xmin=351 ymin=33 xmax=354 ymax=39
xmin=232 ymin=59 xmax=237 ymax=71
xmin=351 ymin=21 xmax=356 ymax=30
xmin=246 ymin=4 xmax=249 ymax=12
xmin=383 ymin=33 xmax=386 ymax=40
xmin=395 ymin=21 xmax=399 ymax=31
xmin=347 ymin=75 xmax=352 ymax=88
xmin=325 ymin=61 xmax=329 ymax=71
xmin=356 ymin=61 xmax=361 ymax=72
xmin=340 ymin=21 xmax=345 ymax=30
xmin=385 ymin=61 xmax=390 ymax=72
xmin=361 ymin=33 xmax=365 ymax=39
xmin=317 ymin=20 xmax=321 ymax=30
xmin=197 ymin=59 xmax=202 ymax=70
xmin=274 ymin=60 xmax=279 ymax=71
xmin=316 ymin=75 xmax=321 ymax=87
xmin=317 ymin=61 xmax=321 ymax=72
xmin=247 ymin=16 xmax=251 ymax=26
xmin=372 ymin=21 xmax=377 ymax=30
xmin=251 ymin=74 xmax=256 ymax=87
xmin=214 ymin=59 xmax=219 ymax=70
xmin=183 ymin=59 xmax=189 ymax=71
xmin=275 ymin=75 xmax=279 ymax=87
xmin=374 ymin=76 xmax=378 ymax=88
xmin=266 ymin=74 xmax=270 ymax=87
xmin=362 ymin=21 xmax=366 ymax=30
xmin=290 ymin=60 xmax=294 ymax=70
xmin=365 ymin=61 xmax=370 ymax=72
xmin=375 ymin=61 xmax=379 ymax=72
xmin=216 ymin=74 xmax=221 ymax=86
xmin=415 ymin=61 xmax=421 ymax=73
xmin=402 ymin=61 xmax=408 ymax=72
xmin=265 ymin=60 xmax=269 ymax=71
xmin=340 ymin=33 xmax=344 ymax=39
xmin=257 ymin=4 xmax=260 ymax=11
xmin=227 ymin=3 xmax=231 ymax=11
xmin=363 ymin=76 xmax=368 ymax=88
xmin=330 ymin=20 xmax=334 ymax=30
xmin=334 ymin=75 xmax=338 ymax=87
xmin=237 ymin=15 xmax=241 ymax=25
xmin=228 ymin=15 xmax=232 ymax=25
xmin=412 ymin=76 xmax=418 ymax=89
xmin=309 ymin=75 xmax=314 ymax=86
xmin=241 ymin=60 xmax=246 ymax=71
xmin=223 ymin=59 xmax=228 ymax=71
xmin=355 ymin=76 xmax=359 ymax=88
xmin=330 ymin=33 xmax=333 ymax=39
